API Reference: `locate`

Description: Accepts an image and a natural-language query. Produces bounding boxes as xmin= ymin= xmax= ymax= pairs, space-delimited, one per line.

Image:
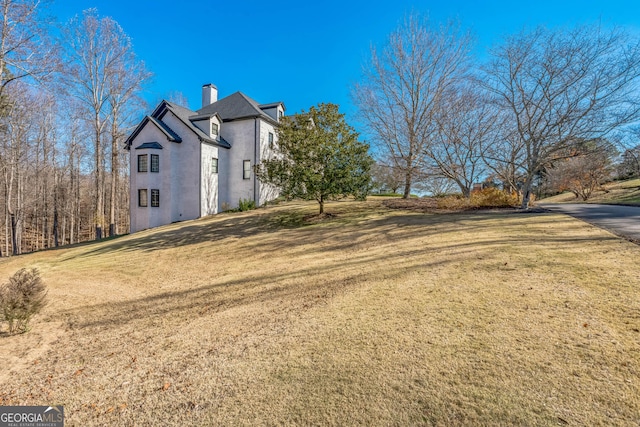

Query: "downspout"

xmin=126 ymin=145 xmax=132 ymax=233
xmin=254 ymin=118 xmax=258 ymax=204
xmin=199 ymin=138 xmax=202 ymax=218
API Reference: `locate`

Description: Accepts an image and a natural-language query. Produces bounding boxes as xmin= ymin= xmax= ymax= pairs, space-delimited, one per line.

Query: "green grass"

xmin=0 ymin=199 xmax=639 ymax=426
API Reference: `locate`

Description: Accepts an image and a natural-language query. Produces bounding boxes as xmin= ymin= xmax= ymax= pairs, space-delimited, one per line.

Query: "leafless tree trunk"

xmin=353 ymin=14 xmax=473 ymax=198
xmin=429 ymin=84 xmax=496 ymax=197
xmin=0 ymin=0 xmax=57 ymax=255
xmin=483 ymin=25 xmax=640 ymax=208
xmin=106 ymin=59 xmax=149 ymax=237
xmin=3 ymin=87 xmax=33 ymax=255
xmin=61 ymin=10 xmax=113 ymax=240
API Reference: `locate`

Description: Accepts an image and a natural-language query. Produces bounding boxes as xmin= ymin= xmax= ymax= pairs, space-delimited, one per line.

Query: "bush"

xmin=435 ymin=194 xmax=468 ymax=210
xmin=470 ymin=187 xmax=520 ymax=208
xmin=238 ymin=198 xmax=256 ymax=212
xmin=0 ymin=268 xmax=47 ymax=334
xmin=436 ymin=188 xmax=520 ymax=210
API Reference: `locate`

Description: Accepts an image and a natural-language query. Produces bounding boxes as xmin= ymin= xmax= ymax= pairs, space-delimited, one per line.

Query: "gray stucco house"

xmin=125 ymin=84 xmax=284 ymax=232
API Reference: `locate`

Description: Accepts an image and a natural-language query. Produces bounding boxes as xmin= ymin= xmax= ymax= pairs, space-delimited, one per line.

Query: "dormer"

xmin=189 ymin=112 xmax=223 ymax=140
xmin=259 ymin=102 xmax=286 ymax=122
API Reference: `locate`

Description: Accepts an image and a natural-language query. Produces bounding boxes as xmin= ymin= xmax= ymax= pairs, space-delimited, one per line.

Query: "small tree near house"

xmin=256 ymin=103 xmax=373 ymax=215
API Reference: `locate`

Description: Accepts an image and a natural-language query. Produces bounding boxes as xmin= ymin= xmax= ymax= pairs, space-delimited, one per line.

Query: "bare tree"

xmin=370 ymin=162 xmax=405 ymax=194
xmin=428 ymin=84 xmax=496 ymax=197
xmin=0 ymin=82 xmax=39 ymax=254
xmin=415 ymin=175 xmax=457 ymax=197
xmin=57 ymin=99 xmax=88 ymax=246
xmin=61 ymin=9 xmax=147 ymax=239
xmin=353 ymin=14 xmax=473 ymax=198
xmin=165 ymin=91 xmax=190 ymax=108
xmin=544 ymin=140 xmax=616 ymax=200
xmin=0 ymin=0 xmax=57 ymax=99
xmin=481 ymin=114 xmax=527 ymax=195
xmin=106 ymin=50 xmax=149 ymax=237
xmin=617 ymin=144 xmax=640 ymax=179
xmin=483 ymin=25 xmax=640 ymax=208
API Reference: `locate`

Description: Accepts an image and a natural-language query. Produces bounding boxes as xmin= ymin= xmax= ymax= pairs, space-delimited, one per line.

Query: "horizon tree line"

xmin=354 ymin=13 xmax=640 ymax=208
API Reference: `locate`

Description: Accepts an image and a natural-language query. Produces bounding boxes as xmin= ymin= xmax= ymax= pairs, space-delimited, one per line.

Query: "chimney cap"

xmin=202 ymin=83 xmax=217 ymax=89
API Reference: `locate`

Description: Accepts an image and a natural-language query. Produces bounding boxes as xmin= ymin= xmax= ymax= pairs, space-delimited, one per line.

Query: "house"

xmin=125 ymin=84 xmax=284 ymax=233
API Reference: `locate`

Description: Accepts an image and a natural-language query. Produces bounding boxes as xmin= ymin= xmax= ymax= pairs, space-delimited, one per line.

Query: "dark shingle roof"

xmin=124 ymin=115 xmax=182 ymax=149
xmin=127 ymin=93 xmax=276 ymax=150
xmin=135 ymin=142 xmax=163 ymax=150
xmin=197 ymin=92 xmax=279 ymax=124
xmin=259 ymin=101 xmax=285 ymax=110
xmin=147 ymin=116 xmax=181 ymax=142
xmin=155 ymin=101 xmax=231 ymax=149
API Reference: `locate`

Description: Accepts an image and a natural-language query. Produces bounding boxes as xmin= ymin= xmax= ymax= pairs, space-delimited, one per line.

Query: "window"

xmin=211 ymin=122 xmax=219 ymax=137
xmin=278 ymin=110 xmax=283 ymax=120
xmin=268 ymin=132 xmax=274 ymax=149
xmin=138 ymin=189 xmax=148 ymax=207
xmin=212 ymin=157 xmax=218 ymax=174
xmin=243 ymin=160 xmax=251 ymax=179
xmin=151 ymin=189 xmax=160 ymax=207
xmin=137 ymin=155 xmax=148 ymax=172
xmin=151 ymin=154 xmax=159 ymax=172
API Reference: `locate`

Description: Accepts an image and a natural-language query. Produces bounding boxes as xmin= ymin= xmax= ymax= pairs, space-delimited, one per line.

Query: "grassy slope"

xmin=540 ymin=178 xmax=640 ymax=205
xmin=0 ymin=200 xmax=639 ymax=426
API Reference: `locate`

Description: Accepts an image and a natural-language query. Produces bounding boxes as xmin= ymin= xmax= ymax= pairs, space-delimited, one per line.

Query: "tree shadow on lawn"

xmin=58 ymin=249 xmax=456 ymax=331
xmin=52 ymin=212 xmax=621 ymax=332
xmin=60 ymin=207 xmax=615 ymax=263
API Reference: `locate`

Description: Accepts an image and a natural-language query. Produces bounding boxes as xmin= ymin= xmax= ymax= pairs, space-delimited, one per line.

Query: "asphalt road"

xmin=537 ymin=203 xmax=640 ymax=241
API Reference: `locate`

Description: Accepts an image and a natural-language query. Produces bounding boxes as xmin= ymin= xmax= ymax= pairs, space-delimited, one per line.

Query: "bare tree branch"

xmin=483 ymin=25 xmax=640 ymax=208
xmin=353 ymin=13 xmax=473 ymax=198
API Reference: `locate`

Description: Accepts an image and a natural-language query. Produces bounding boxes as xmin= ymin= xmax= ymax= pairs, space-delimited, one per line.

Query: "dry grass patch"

xmin=541 ymin=178 xmax=640 ymax=205
xmin=0 ymin=199 xmax=639 ymax=426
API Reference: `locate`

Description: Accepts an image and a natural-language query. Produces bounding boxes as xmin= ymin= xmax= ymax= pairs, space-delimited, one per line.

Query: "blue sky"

xmin=49 ymin=0 xmax=640 ymax=125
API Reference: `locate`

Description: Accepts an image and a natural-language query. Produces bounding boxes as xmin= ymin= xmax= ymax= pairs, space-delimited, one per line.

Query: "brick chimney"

xmin=202 ymin=83 xmax=218 ymax=107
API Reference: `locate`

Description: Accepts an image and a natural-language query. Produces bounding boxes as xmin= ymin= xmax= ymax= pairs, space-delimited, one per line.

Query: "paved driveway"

xmin=537 ymin=203 xmax=640 ymax=241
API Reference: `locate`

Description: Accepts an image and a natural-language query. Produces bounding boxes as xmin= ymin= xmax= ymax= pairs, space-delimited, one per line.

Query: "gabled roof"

xmin=124 ymin=115 xmax=182 ymax=149
xmin=153 ymin=100 xmax=231 ymax=149
xmin=197 ymin=92 xmax=280 ymax=124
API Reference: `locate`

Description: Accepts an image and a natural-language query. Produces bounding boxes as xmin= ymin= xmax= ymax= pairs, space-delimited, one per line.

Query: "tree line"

xmin=354 ymin=14 xmax=640 ymax=208
xmin=0 ymin=0 xmax=149 ymax=255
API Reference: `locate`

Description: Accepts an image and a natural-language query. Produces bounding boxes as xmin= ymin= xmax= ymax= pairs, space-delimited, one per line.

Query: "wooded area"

xmin=0 ymin=1 xmax=148 ymax=255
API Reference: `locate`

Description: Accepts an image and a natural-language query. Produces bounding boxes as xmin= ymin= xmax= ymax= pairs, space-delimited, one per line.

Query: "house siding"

xmin=256 ymin=119 xmax=280 ymax=206
xmin=219 ymin=119 xmax=257 ymax=209
xmin=127 ymin=93 xmax=284 ymax=233
xmin=161 ymin=112 xmax=201 ymax=224
xmin=200 ymin=143 xmax=219 ymax=216
xmin=130 ymin=125 xmax=173 ymax=233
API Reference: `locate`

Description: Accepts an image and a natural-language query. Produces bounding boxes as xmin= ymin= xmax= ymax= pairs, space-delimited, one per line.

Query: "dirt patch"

xmin=303 ymin=212 xmax=337 ymax=223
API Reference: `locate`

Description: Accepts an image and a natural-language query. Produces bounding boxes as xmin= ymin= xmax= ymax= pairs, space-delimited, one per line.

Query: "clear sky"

xmin=49 ymin=0 xmax=640 ymax=124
